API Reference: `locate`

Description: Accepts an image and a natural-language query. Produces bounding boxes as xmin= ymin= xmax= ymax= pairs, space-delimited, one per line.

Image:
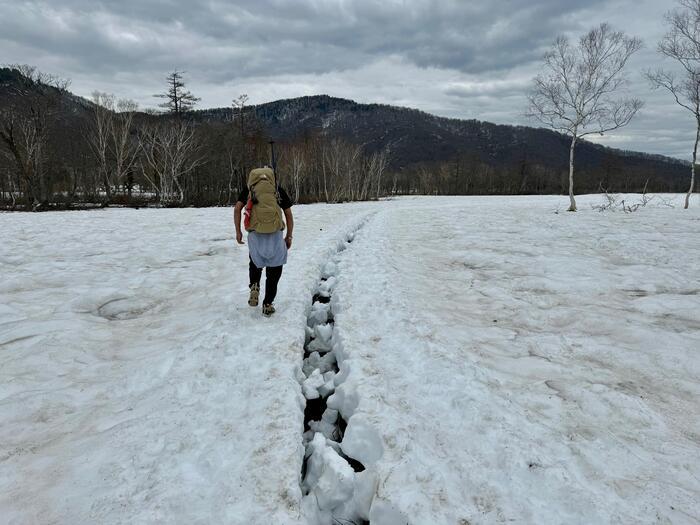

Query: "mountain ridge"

xmin=194 ymin=93 xmax=688 ymax=167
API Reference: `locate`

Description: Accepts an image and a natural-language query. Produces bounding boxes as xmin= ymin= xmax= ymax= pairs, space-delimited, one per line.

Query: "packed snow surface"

xmin=1 ymin=195 xmax=699 ymax=524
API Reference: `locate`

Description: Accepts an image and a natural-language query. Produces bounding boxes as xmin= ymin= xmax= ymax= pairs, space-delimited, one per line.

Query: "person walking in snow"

xmin=234 ymin=166 xmax=294 ymax=317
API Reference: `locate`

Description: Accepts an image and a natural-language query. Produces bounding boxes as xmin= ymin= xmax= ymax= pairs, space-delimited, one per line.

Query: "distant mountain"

xmin=1 ymin=65 xmax=690 ymax=204
xmin=194 ymin=94 xmax=689 ymax=180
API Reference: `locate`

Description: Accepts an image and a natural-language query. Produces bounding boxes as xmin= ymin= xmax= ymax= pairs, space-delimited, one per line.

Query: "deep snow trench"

xmin=298 ymin=225 xmax=378 ymax=524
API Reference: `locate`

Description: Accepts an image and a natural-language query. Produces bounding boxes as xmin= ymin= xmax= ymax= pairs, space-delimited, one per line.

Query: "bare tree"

xmin=89 ymin=91 xmax=115 ymax=203
xmin=112 ymin=98 xmax=140 ymax=198
xmin=0 ymin=65 xmax=69 ymax=209
xmin=323 ymin=138 xmax=363 ymax=202
xmin=232 ymin=94 xmax=250 ymax=186
xmin=4 ymin=63 xmax=71 ymax=91
xmin=527 ymin=23 xmax=643 ymax=211
xmin=154 ymin=71 xmax=200 ymax=117
xmin=0 ymin=108 xmax=48 ymax=208
xmin=232 ymin=94 xmax=249 ymax=127
xmin=86 ymin=93 xmax=140 ymax=204
xmin=288 ymin=144 xmax=306 ymax=204
xmin=368 ymin=148 xmax=389 ymax=199
xmin=139 ymin=120 xmax=202 ymax=204
xmin=647 ymin=0 xmax=700 ymax=209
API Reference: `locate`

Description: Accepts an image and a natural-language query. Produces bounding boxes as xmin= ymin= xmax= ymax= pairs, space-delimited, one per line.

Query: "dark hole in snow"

xmin=301 ymin=456 xmax=308 ymax=487
xmin=337 ymin=415 xmax=347 ymax=438
xmin=304 ymin=397 xmax=326 ymax=432
xmin=312 ymin=294 xmax=330 ymax=304
xmin=341 ymin=452 xmax=366 ymax=473
xmin=333 ymin=518 xmax=369 ymax=525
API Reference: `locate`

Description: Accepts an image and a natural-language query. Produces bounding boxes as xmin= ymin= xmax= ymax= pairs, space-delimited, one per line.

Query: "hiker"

xmin=234 ymin=167 xmax=294 ymax=317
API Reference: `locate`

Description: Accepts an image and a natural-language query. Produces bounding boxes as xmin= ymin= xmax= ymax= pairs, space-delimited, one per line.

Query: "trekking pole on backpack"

xmin=269 ymin=140 xmax=279 ymax=193
xmin=268 ymin=141 xmax=277 ymax=173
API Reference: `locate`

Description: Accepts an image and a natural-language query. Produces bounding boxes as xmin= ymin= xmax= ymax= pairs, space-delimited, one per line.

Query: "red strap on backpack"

xmin=243 ymin=198 xmax=253 ymax=230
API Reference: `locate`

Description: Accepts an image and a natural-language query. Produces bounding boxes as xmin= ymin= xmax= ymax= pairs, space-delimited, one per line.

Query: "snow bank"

xmin=333 ymin=194 xmax=700 ymax=524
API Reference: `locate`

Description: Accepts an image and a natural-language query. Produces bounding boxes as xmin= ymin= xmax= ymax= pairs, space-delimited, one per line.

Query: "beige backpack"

xmin=245 ymin=167 xmax=285 ymax=234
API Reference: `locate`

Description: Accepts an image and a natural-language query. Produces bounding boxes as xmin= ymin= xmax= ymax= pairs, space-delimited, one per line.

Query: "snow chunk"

xmin=317 ymin=277 xmax=337 ymax=298
xmin=304 ymin=325 xmax=314 ymax=345
xmin=327 ymin=380 xmax=360 ymax=419
xmin=304 ymin=433 xmax=355 ymax=511
xmin=307 ymin=323 xmax=334 ymax=353
xmin=334 ymin=470 xmax=379 ymax=523
xmin=303 ymin=351 xmax=336 ymax=376
xmin=318 ymin=376 xmax=336 ymax=398
xmin=341 ymin=414 xmax=384 ymax=466
xmin=310 ymin=408 xmax=339 ymax=440
xmin=302 ymin=369 xmax=326 ymax=400
xmin=321 ymin=261 xmax=338 ymax=279
xmin=308 ymin=302 xmax=331 ymax=327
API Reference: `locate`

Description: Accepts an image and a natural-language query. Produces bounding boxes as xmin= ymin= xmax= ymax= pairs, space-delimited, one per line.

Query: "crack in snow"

xmin=298 ymin=224 xmax=375 ymax=525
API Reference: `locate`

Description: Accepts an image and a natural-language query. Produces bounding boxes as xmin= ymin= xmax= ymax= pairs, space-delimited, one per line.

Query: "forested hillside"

xmin=0 ymin=67 xmax=690 ymax=210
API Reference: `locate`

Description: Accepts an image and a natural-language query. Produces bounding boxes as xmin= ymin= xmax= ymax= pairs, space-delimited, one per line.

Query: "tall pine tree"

xmin=154 ymin=71 xmax=200 ymax=117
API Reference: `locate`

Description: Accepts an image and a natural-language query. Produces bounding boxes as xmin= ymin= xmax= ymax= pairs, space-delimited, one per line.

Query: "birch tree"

xmin=288 ymin=144 xmax=306 ymax=204
xmin=647 ymin=0 xmax=700 ymax=209
xmin=527 ymin=23 xmax=643 ymax=211
xmin=89 ymin=91 xmax=114 ymax=202
xmin=139 ymin=120 xmax=201 ymax=204
xmin=112 ymin=98 xmax=140 ymax=196
xmin=368 ymin=148 xmax=389 ymax=199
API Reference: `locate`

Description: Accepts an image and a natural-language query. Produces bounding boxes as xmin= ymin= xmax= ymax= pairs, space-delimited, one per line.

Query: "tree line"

xmin=0 ymin=69 xmax=391 ymax=210
xmin=1 ymin=0 xmax=699 ymax=211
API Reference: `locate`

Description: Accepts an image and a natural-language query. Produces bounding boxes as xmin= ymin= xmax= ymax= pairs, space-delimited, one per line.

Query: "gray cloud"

xmin=0 ymin=0 xmax=696 ymax=160
xmin=1 ymin=0 xmax=606 ymax=77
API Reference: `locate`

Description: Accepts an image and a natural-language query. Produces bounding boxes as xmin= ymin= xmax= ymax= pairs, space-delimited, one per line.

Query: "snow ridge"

xmin=299 ymin=224 xmax=379 ymax=525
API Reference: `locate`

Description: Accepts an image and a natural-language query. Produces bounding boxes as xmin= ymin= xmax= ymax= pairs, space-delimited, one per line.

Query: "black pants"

xmin=249 ymin=258 xmax=283 ymax=305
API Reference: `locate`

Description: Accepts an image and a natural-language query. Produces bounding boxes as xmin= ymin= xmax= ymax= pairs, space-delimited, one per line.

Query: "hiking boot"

xmin=262 ymin=303 xmax=276 ymax=317
xmin=248 ymin=283 xmax=260 ymax=307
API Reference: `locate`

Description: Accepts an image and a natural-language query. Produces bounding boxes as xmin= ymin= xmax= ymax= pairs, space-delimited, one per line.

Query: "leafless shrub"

xmin=592 ymin=181 xmax=675 ymax=212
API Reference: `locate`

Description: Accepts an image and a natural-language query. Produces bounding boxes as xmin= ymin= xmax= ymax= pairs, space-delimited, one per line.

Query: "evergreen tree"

xmin=154 ymin=71 xmax=200 ymax=117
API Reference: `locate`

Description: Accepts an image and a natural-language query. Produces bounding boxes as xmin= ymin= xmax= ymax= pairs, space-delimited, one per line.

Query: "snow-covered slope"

xmin=2 ymin=195 xmax=699 ymax=524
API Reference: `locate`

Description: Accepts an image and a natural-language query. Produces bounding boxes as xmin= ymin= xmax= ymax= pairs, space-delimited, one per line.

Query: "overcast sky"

xmin=0 ymin=0 xmax=694 ymax=159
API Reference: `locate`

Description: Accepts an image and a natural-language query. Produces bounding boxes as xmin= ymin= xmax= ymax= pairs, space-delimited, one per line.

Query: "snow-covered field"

xmin=1 ymin=195 xmax=699 ymax=524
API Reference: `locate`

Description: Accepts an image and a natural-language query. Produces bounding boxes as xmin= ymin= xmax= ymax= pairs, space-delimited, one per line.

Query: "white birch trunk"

xmin=685 ymin=122 xmax=699 ymax=210
xmin=568 ymin=134 xmax=578 ymax=212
